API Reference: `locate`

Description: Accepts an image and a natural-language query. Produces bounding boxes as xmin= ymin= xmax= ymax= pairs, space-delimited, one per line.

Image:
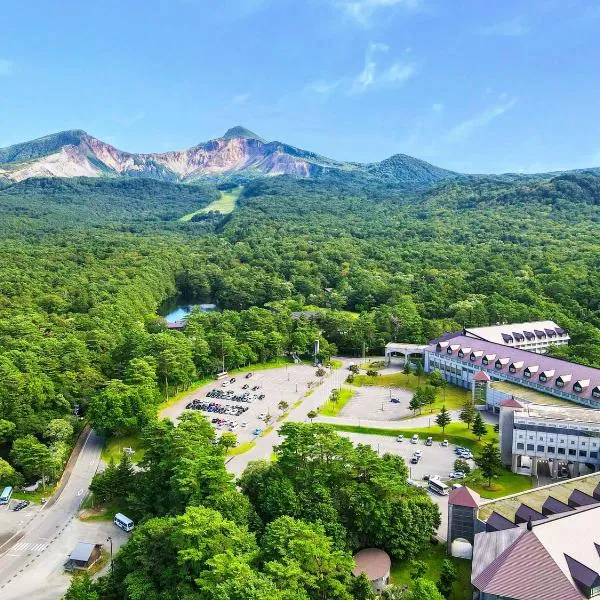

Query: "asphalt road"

xmin=0 ymin=429 xmax=107 ymax=599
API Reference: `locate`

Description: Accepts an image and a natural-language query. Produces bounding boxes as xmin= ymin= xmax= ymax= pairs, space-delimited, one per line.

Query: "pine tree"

xmin=435 ymin=405 xmax=451 ymax=432
xmin=472 ymin=411 xmax=487 ymax=440
xmin=475 ymin=441 xmax=503 ymax=487
xmin=409 ymin=394 xmax=422 ymax=415
xmin=459 ymin=400 xmax=476 ymax=430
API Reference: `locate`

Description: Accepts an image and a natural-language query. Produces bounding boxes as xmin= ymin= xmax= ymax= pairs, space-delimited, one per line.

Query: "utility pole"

xmin=106 ymin=536 xmax=114 ymax=576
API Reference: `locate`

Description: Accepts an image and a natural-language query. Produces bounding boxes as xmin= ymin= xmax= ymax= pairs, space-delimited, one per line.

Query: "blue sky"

xmin=1 ymin=0 xmax=599 ymax=173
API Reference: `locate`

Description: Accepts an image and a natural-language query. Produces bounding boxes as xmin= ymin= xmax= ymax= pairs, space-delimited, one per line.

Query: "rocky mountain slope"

xmin=0 ymin=127 xmax=460 ymax=188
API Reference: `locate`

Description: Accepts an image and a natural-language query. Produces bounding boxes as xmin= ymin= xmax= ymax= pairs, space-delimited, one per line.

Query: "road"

xmin=0 ymin=429 xmax=106 ymax=599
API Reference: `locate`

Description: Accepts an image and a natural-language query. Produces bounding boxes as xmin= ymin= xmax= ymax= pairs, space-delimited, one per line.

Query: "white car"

xmin=441 ymin=440 xmax=449 ymax=447
xmin=410 ymin=435 xmax=419 ymax=444
xmin=221 ymin=381 xmax=230 ymax=387
xmin=449 ymin=471 xmax=466 ymax=479
xmin=413 ymin=450 xmax=422 ymax=458
xmin=396 ymin=435 xmax=404 ymax=442
xmin=459 ymin=451 xmax=474 ymax=460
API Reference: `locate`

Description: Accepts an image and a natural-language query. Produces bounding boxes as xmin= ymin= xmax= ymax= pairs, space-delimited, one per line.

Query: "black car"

xmin=242 ymin=384 xmax=249 ymax=389
xmin=13 ymin=500 xmax=30 ymax=511
xmin=245 ymin=372 xmax=253 ymax=378
xmin=230 ymin=378 xmax=236 ymax=383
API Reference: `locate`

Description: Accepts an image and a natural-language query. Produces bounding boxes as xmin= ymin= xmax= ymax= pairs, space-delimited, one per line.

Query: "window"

xmin=579 ymin=450 xmax=587 ymax=458
xmin=547 ymin=446 xmax=555 ymax=453
xmin=569 ymin=449 xmax=576 ymax=456
xmin=517 ymin=443 xmax=524 ymax=450
xmin=558 ymin=448 xmax=566 ymax=455
xmin=527 ymin=444 xmax=534 ymax=451
xmin=590 ymin=452 xmax=598 ymax=459
xmin=537 ymin=445 xmax=544 ymax=452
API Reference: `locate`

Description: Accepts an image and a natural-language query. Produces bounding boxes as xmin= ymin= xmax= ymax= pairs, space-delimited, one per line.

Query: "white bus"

xmin=113 ymin=512 xmax=134 ymax=532
xmin=0 ymin=486 xmax=13 ymax=505
xmin=428 ymin=478 xmax=450 ymax=496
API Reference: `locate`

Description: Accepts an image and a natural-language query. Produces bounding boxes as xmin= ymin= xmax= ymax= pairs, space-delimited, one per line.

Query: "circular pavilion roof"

xmin=352 ymin=548 xmax=391 ymax=580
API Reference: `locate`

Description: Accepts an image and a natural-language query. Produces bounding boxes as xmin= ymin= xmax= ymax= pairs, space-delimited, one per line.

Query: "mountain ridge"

xmin=0 ymin=127 xmax=460 ymax=189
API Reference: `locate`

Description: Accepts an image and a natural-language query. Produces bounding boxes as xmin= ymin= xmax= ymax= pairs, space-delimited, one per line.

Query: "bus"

xmin=0 ymin=486 xmax=13 ymax=505
xmin=113 ymin=513 xmax=134 ymax=532
xmin=428 ymin=478 xmax=450 ymax=496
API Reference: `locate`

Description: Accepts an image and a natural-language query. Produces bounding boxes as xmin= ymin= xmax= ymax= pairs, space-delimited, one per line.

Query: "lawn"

xmin=318 ymin=387 xmax=355 ymax=417
xmin=391 ymin=543 xmax=472 ymax=600
xmin=227 ymin=440 xmax=256 ymax=456
xmin=331 ymin=422 xmax=498 ymax=452
xmin=12 ymin=486 xmax=54 ymax=504
xmin=351 ymin=372 xmax=472 ymax=411
xmin=463 ymin=468 xmax=534 ymax=499
xmin=179 ymin=186 xmax=243 ymax=220
xmin=79 ymin=495 xmax=123 ymax=522
xmin=101 ymin=433 xmax=145 ymax=464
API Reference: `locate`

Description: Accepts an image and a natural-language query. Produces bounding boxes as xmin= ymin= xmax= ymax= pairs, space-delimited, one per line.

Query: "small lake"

xmin=159 ymin=297 xmax=217 ymax=324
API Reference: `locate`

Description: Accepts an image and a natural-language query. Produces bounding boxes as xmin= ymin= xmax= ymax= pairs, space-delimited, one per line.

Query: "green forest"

xmin=0 ymin=169 xmax=598 ymax=598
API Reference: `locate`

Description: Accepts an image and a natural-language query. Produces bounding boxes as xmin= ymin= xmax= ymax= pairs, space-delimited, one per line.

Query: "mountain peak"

xmin=221 ymin=126 xmax=265 ymax=142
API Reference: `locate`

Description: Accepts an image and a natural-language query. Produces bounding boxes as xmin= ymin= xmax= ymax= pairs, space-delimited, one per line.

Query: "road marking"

xmin=77 ymin=489 xmax=83 ymax=496
xmin=9 ymin=541 xmax=48 ymax=554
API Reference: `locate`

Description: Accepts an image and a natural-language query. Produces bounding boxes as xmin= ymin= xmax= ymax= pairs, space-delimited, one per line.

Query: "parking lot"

xmin=0 ymin=500 xmax=39 ymax=548
xmin=160 ymin=363 xmax=319 ymax=444
xmin=338 ymin=385 xmax=414 ymax=421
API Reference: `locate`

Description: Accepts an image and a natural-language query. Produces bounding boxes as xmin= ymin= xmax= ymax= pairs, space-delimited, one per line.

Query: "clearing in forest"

xmin=180 ymin=185 xmax=243 ymax=221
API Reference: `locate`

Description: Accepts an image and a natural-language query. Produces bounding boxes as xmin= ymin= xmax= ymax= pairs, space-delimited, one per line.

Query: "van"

xmin=411 ymin=434 xmax=419 ymax=444
xmin=114 ymin=513 xmax=134 ymax=532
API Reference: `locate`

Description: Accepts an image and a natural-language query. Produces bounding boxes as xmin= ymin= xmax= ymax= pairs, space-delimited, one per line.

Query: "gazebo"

xmin=352 ymin=548 xmax=391 ymax=593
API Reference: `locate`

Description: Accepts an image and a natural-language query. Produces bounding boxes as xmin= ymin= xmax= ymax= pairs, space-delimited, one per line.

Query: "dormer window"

xmin=513 ymin=332 xmax=525 ymax=342
xmin=523 ymin=331 xmax=535 ymax=340
xmin=539 ymin=369 xmax=555 ymax=383
xmin=545 ymin=328 xmax=557 ymax=337
xmin=555 ymin=327 xmax=566 ymax=336
xmin=555 ymin=374 xmax=572 ymax=388
xmin=458 ymin=347 xmax=471 ymax=358
xmin=495 ymin=358 xmax=510 ymax=369
xmin=470 ymin=350 xmax=483 ymax=362
xmin=509 ymin=361 xmax=524 ymax=374
xmin=524 ymin=365 xmax=539 ymax=378
xmin=593 ymin=387 xmax=600 ymax=399
xmin=573 ymin=380 xmax=590 ymax=393
xmin=534 ymin=329 xmax=546 ymax=339
xmin=501 ymin=333 xmax=514 ymax=343
xmin=436 ymin=341 xmax=449 ymax=352
xmin=482 ymin=353 xmax=496 ymax=366
xmin=447 ymin=344 xmax=460 ymax=355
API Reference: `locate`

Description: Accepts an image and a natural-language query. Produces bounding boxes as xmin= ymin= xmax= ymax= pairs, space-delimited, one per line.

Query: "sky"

xmin=1 ymin=0 xmax=599 ymax=173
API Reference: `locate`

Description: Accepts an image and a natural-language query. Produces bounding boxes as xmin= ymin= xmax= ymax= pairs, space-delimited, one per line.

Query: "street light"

xmin=106 ymin=536 xmax=113 ymax=576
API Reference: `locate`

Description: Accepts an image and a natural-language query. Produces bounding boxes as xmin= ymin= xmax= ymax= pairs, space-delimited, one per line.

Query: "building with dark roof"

xmin=424 ymin=333 xmax=600 ymax=409
xmin=64 ymin=542 xmax=102 ymax=571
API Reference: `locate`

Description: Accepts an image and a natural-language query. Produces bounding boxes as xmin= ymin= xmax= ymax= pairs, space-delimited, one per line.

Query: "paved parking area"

xmin=0 ymin=501 xmax=40 ymax=547
xmin=338 ymin=386 xmax=413 ymax=421
xmin=161 ymin=364 xmax=320 ymax=444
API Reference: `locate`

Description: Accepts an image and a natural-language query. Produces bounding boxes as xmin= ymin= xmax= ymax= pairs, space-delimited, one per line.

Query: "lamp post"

xmin=106 ymin=536 xmax=113 ymax=576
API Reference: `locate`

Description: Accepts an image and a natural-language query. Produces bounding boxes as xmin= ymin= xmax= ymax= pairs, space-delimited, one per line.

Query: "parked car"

xmin=413 ymin=450 xmax=422 ymax=457
xmin=411 ymin=434 xmax=419 ymax=444
xmin=229 ymin=378 xmax=236 ymax=383
xmin=454 ymin=446 xmax=466 ymax=454
xmin=449 ymin=471 xmax=466 ymax=479
xmin=425 ymin=437 xmax=433 ymax=446
xmin=410 ymin=454 xmax=420 ymax=464
xmin=396 ymin=434 xmax=404 ymax=442
xmin=252 ymin=427 xmax=263 ymax=436
xmin=422 ymin=474 xmax=430 ymax=481
xmin=390 ymin=398 xmax=401 ymax=403
xmin=441 ymin=439 xmax=449 ymax=447
xmin=459 ymin=450 xmax=474 ymax=460
xmin=242 ymin=384 xmax=249 ymax=389
xmin=221 ymin=381 xmax=230 ymax=387
xmin=245 ymin=372 xmax=253 ymax=379
xmin=451 ymin=483 xmax=463 ymax=490
xmin=241 ymin=421 xmax=248 ymax=427
xmin=13 ymin=500 xmax=30 ymax=511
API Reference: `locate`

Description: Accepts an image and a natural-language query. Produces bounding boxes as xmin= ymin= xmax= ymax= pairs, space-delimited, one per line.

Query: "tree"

xmin=0 ymin=419 xmax=16 ymax=444
xmin=410 ymin=559 xmax=428 ymax=579
xmin=64 ymin=572 xmax=99 ymax=600
xmin=277 ymin=400 xmax=289 ymax=416
xmin=406 ymin=578 xmax=445 ymax=600
xmin=307 ymin=410 xmax=317 ymax=422
xmin=428 ymin=370 xmax=444 ymax=388
xmin=409 ymin=394 xmax=422 ymax=415
xmin=0 ymin=457 xmax=22 ymax=487
xmin=316 ymin=368 xmax=326 ymax=377
xmin=402 ymin=363 xmax=412 ymax=381
xmin=219 ymin=432 xmax=238 ymax=452
xmin=437 ymin=559 xmax=458 ymax=598
xmin=45 ymin=418 xmax=73 ymax=442
xmin=349 ymin=364 xmax=360 ymax=374
xmin=414 ymin=362 xmax=425 ymax=384
xmin=475 ymin=441 xmax=503 ymax=487
xmin=472 ymin=411 xmax=487 ymax=440
xmin=453 ymin=458 xmax=471 ymax=475
xmin=435 ymin=405 xmax=451 ymax=432
xmin=459 ymin=400 xmax=476 ymax=430
xmin=351 ymin=572 xmax=377 ymax=600
xmin=10 ymin=435 xmax=55 ymax=483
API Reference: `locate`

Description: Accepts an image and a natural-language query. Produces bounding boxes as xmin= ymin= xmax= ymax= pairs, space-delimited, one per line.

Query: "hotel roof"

xmin=429 ymin=334 xmax=600 ymax=404
xmin=513 ymin=403 xmax=600 ymax=426
xmin=464 ymin=320 xmax=568 ymax=345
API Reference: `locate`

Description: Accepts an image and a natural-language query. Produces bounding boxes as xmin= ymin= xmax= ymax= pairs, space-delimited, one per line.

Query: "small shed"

xmin=352 ymin=548 xmax=391 ymax=593
xmin=64 ymin=542 xmax=102 ymax=571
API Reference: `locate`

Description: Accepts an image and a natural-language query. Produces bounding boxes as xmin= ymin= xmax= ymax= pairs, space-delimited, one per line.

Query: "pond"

xmin=159 ymin=296 xmax=217 ymax=324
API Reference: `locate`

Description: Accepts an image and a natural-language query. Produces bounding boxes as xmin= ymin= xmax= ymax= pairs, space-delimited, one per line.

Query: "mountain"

xmin=0 ymin=127 xmax=460 ymax=189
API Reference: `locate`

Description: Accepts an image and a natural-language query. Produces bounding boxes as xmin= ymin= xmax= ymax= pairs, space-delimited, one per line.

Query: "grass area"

xmin=328 ymin=359 xmax=343 ymax=369
xmin=391 ymin=543 xmax=472 ymax=600
xmin=352 ymin=372 xmax=472 ymax=411
xmin=292 ymin=399 xmax=302 ymax=408
xmin=331 ymin=422 xmax=498 ymax=452
xmin=12 ymin=486 xmax=55 ymax=503
xmin=79 ymin=495 xmax=122 ymax=522
xmin=260 ymin=426 xmax=275 ymax=437
xmin=318 ymin=387 xmax=356 ymax=417
xmin=227 ymin=440 xmax=256 ymax=456
xmin=179 ymin=186 xmax=243 ymax=221
xmin=464 ymin=468 xmax=535 ymax=499
xmin=101 ymin=433 xmax=145 ymax=464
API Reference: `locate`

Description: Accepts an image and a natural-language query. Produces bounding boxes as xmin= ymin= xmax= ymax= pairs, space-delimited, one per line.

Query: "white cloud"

xmin=231 ymin=92 xmax=250 ymax=105
xmin=306 ymin=79 xmax=344 ymax=96
xmin=335 ymin=0 xmax=423 ymax=26
xmin=479 ymin=16 xmax=529 ymax=37
xmin=444 ymin=98 xmax=517 ymax=143
xmin=0 ymin=59 xmax=14 ymax=76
